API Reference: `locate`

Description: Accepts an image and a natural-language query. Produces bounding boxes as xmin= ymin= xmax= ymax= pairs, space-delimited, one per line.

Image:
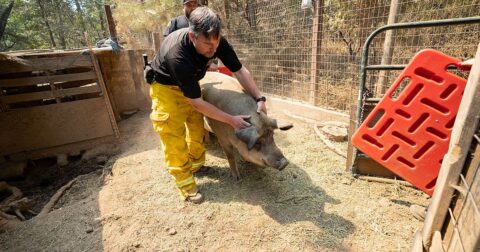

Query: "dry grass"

xmin=0 ymin=107 xmax=428 ymax=251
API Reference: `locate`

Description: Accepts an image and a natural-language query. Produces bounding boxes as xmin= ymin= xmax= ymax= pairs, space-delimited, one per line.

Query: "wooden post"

xmin=309 ymin=0 xmax=324 ymax=105
xmin=0 ymin=73 xmax=6 ymax=111
xmin=49 ymin=82 xmax=61 ymax=103
xmin=152 ymin=32 xmax=162 ymax=54
xmin=104 ymin=5 xmax=118 ymax=44
xmin=374 ymin=0 xmax=399 ymax=97
xmin=346 ymin=104 xmax=356 ymax=171
xmin=421 ymin=43 xmax=480 ymax=249
xmin=84 ymin=32 xmax=120 ymax=139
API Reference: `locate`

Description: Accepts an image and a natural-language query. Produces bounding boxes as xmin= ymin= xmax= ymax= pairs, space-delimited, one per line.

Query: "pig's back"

xmin=200 ymin=72 xmax=257 ymax=115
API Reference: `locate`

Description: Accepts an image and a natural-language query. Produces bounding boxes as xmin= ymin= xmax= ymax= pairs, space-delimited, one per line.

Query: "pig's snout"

xmin=277 ymin=158 xmax=289 ymax=170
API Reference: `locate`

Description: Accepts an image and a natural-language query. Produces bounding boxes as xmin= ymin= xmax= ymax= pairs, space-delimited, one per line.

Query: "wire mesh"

xmin=209 ymin=0 xmax=480 ymax=112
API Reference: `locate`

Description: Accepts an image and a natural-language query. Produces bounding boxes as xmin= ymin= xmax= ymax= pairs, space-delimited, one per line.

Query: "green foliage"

xmin=1 ymin=0 xmax=112 ymax=51
xmin=0 ymin=0 xmax=191 ymax=51
xmin=1 ymin=0 xmax=41 ymax=50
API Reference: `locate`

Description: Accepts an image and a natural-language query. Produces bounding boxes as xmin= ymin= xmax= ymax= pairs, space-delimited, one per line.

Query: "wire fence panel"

xmin=210 ymin=0 xmax=480 ymax=112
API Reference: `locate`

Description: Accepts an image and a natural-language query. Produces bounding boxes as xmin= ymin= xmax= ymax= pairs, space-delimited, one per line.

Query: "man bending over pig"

xmin=149 ymin=7 xmax=267 ymax=204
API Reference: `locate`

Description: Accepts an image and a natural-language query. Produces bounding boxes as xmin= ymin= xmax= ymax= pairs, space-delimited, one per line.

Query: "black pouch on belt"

xmin=143 ymin=53 xmax=155 ymax=84
xmin=144 ymin=66 xmax=155 ymax=85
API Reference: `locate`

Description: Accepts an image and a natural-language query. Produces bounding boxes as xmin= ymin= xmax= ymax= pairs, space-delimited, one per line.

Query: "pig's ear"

xmin=271 ymin=119 xmax=293 ymax=131
xmin=235 ymin=126 xmax=260 ymax=150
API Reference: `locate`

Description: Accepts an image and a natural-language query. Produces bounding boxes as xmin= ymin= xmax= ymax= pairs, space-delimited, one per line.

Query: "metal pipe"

xmin=365 ymin=64 xmax=406 ymax=70
xmin=357 ymin=16 xmax=480 ymax=127
xmin=352 ymin=15 xmax=480 ymax=176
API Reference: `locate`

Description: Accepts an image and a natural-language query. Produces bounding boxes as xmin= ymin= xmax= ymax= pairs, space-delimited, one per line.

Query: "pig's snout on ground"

xmin=277 ymin=158 xmax=289 ymax=170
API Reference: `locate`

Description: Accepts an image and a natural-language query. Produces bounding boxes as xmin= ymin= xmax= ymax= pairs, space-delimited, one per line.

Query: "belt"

xmin=154 ymin=71 xmax=177 ymax=86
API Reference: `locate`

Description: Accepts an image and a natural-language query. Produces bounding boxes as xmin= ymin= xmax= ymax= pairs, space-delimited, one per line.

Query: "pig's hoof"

xmin=231 ymin=174 xmax=241 ymax=182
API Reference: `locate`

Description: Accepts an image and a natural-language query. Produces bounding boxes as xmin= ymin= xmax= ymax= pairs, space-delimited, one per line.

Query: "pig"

xmin=199 ymin=72 xmax=293 ymax=180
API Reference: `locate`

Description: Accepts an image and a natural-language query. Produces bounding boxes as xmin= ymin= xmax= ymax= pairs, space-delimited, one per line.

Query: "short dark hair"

xmin=182 ymin=0 xmax=199 ymax=5
xmin=188 ymin=7 xmax=221 ymax=39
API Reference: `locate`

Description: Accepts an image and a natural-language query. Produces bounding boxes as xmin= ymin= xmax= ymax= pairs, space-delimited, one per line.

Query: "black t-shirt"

xmin=151 ymin=28 xmax=242 ymax=99
xmin=163 ymin=15 xmax=189 ymax=37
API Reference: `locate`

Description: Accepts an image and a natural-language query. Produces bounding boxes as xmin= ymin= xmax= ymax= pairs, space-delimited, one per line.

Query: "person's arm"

xmin=165 ymin=55 xmax=251 ymax=129
xmin=234 ymin=66 xmax=267 ymax=114
xmin=216 ymin=37 xmax=266 ymax=114
xmin=188 ymin=98 xmax=251 ymax=129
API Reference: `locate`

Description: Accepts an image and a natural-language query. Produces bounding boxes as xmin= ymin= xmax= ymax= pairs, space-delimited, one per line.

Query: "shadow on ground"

xmin=196 ymin=157 xmax=355 ymax=249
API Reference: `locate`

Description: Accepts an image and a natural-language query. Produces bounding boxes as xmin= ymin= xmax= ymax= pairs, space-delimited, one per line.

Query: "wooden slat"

xmin=49 ymin=83 xmax=61 ymax=104
xmin=96 ymin=51 xmax=120 ymax=121
xmin=454 ymin=194 xmax=480 ymax=252
xmin=0 ymin=97 xmax=114 ymax=155
xmin=444 ymin=144 xmax=480 ymax=246
xmin=356 ymin=156 xmax=397 ymax=177
xmin=97 ymin=50 xmax=138 ymax=113
xmin=0 ymin=85 xmax=100 ymax=104
xmin=346 ymin=104 xmax=356 ymax=171
xmin=431 ymin=231 xmax=446 ymax=251
xmin=447 ymin=228 xmax=464 ymax=252
xmin=0 ymin=54 xmax=93 ymax=74
xmin=411 ymin=229 xmax=424 ymax=252
xmin=7 ymin=135 xmax=116 ymax=161
xmin=129 ymin=50 xmax=151 ymax=109
xmin=55 ymin=79 xmax=96 ymax=89
xmin=422 ymin=43 xmax=480 ymax=248
xmin=84 ymin=42 xmax=120 ymax=139
xmin=0 ymin=71 xmax=97 ymax=88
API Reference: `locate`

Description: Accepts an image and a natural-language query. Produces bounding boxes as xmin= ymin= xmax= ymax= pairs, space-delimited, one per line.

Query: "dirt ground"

xmin=0 ymin=107 xmax=428 ymax=251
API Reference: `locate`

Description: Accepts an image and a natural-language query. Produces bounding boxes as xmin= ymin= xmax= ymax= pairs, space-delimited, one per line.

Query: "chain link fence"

xmin=206 ymin=0 xmax=479 ymax=112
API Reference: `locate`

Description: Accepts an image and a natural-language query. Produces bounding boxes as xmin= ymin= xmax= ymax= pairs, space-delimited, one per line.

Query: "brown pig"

xmin=199 ymin=72 xmax=293 ymax=180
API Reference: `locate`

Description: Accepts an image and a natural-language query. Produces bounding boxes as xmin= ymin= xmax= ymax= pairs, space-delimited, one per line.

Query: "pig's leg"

xmin=217 ymin=140 xmax=240 ymax=180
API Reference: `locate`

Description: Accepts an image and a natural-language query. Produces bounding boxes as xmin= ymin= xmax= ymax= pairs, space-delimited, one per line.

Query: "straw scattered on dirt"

xmin=0 ymin=107 xmax=428 ymax=251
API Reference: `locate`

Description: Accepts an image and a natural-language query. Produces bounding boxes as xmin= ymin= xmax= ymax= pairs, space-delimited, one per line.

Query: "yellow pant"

xmin=150 ymin=82 xmax=205 ymax=199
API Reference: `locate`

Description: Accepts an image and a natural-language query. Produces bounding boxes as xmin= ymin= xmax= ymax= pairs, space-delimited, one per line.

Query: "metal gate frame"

xmin=349 ymin=16 xmax=480 ymax=177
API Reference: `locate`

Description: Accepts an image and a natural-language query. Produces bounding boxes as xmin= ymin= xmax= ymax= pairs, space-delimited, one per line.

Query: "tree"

xmin=0 ymin=1 xmax=14 ymax=42
xmin=36 ymin=0 xmax=56 ymax=48
xmin=1 ymin=0 xmax=112 ymax=51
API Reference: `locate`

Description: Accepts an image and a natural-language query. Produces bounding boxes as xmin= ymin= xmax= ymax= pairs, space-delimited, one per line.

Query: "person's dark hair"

xmin=188 ymin=7 xmax=221 ymax=39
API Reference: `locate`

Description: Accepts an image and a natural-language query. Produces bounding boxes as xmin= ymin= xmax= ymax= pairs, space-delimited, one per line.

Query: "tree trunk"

xmin=74 ymin=0 xmax=87 ymax=35
xmin=54 ymin=0 xmax=67 ymax=49
xmin=36 ymin=0 xmax=57 ymax=48
xmin=97 ymin=1 xmax=106 ymax=37
xmin=0 ymin=1 xmax=14 ymax=42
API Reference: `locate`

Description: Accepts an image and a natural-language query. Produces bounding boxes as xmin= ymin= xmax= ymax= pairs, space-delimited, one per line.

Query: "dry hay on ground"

xmin=0 ymin=109 xmax=428 ymax=251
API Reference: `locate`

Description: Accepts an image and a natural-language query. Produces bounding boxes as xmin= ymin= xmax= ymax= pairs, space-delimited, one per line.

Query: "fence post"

xmin=104 ymin=5 xmax=118 ymax=44
xmin=309 ymin=0 xmax=324 ymax=105
xmin=421 ymin=42 xmax=480 ymax=249
xmin=374 ymin=0 xmax=399 ymax=97
xmin=152 ymin=32 xmax=162 ymax=54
